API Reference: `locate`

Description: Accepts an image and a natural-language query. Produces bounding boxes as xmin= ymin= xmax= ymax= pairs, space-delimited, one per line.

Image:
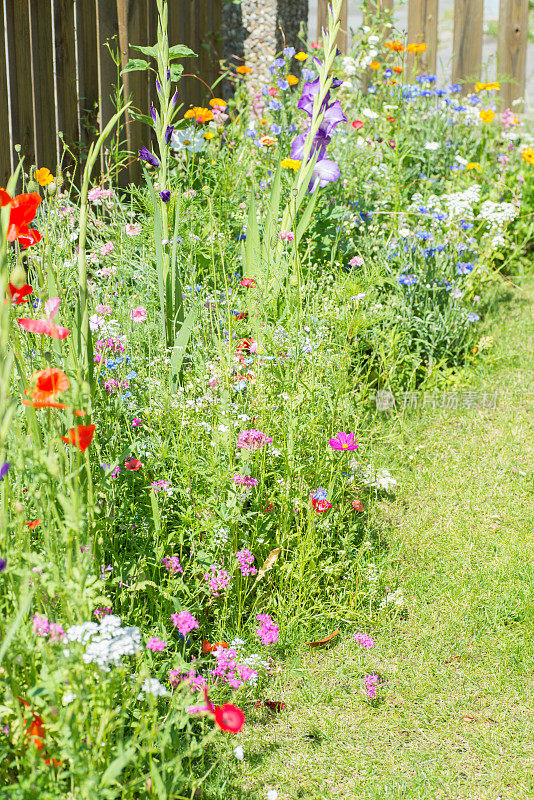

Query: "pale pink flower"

xmin=349 ymin=255 xmax=364 ymax=267
xmin=100 ymin=242 xmax=114 ymax=256
xmin=279 ymin=230 xmax=295 ymax=242
xmin=32 ymin=614 xmax=50 ymax=637
xmin=170 ymin=610 xmax=199 ymax=636
xmin=236 ymin=429 xmax=272 ymax=450
xmin=364 ymin=674 xmax=379 ymax=699
xmin=146 ymin=637 xmax=166 ymax=652
xmin=96 ymin=304 xmax=112 ymax=316
xmin=130 ymin=306 xmax=147 ymax=322
xmin=125 ymin=223 xmax=142 ymax=236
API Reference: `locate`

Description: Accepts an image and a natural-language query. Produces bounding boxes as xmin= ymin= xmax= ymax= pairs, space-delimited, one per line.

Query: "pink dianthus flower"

xmin=256 ymin=613 xmax=279 ymax=645
xmin=170 ymin=610 xmax=199 ymax=636
xmin=237 ymin=429 xmax=272 ymax=450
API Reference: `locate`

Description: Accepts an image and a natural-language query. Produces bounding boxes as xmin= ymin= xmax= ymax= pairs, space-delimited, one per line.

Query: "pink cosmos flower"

xmin=146 ymin=637 xmax=166 ymax=652
xmin=124 ymin=223 xmax=142 ymax=236
xmin=18 ymin=298 xmax=70 ymax=340
xmin=329 ymin=431 xmax=358 ymax=451
xmin=131 ymin=418 xmax=142 ymax=428
xmin=96 ymin=304 xmax=112 ymax=315
xmin=100 ymin=241 xmax=114 ymax=256
xmin=354 ymin=632 xmax=375 ymax=648
xmin=170 ymin=610 xmax=199 ymax=636
xmin=237 ymin=429 xmax=272 ymax=450
xmin=256 ymin=613 xmax=279 ymax=645
xmin=130 ymin=306 xmax=147 ymax=322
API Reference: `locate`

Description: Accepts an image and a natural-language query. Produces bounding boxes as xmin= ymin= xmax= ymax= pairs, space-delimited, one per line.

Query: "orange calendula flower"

xmin=522 ymin=147 xmax=534 ymax=165
xmin=209 ymin=97 xmax=226 ymax=107
xmin=294 ymin=51 xmax=308 ymax=61
xmin=392 ymin=66 xmax=403 ymax=74
xmin=476 ymin=81 xmax=500 ymax=92
xmin=34 ymin=167 xmax=54 ymax=186
xmin=407 ymin=42 xmax=427 ymax=53
xmin=385 ymin=40 xmax=404 ymax=52
xmin=236 ymin=65 xmax=252 ymax=74
xmin=184 ymin=107 xmax=213 ymax=123
xmin=61 ymin=424 xmax=96 ymax=453
xmin=281 ymin=158 xmax=301 ymax=170
xmin=369 ymin=61 xmax=381 ymax=70
xmin=479 ymin=109 xmax=495 ymax=123
xmin=286 ymin=74 xmax=299 ymax=86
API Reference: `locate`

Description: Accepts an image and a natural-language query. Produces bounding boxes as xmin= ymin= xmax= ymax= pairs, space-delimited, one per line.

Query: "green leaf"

xmin=122 ymin=59 xmax=150 ymax=73
xmin=296 ymin=191 xmax=320 ymax=245
xmin=100 ymin=747 xmax=135 ymax=787
xmin=131 ymin=44 xmax=158 ymax=58
xmin=170 ymin=304 xmax=198 ymax=391
xmin=168 ymin=44 xmax=197 ymax=59
xmin=169 ymin=63 xmax=184 ymax=82
xmin=129 ymin=111 xmax=156 ymax=128
xmin=142 ymin=166 xmax=166 ymax=345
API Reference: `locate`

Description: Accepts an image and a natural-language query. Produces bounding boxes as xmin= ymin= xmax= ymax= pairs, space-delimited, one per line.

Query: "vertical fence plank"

xmin=452 ymin=0 xmax=483 ymax=92
xmin=29 ymin=0 xmax=57 ymax=169
xmin=5 ymin=0 xmax=35 ymax=169
xmin=76 ymin=0 xmax=98 ymax=145
xmin=0 ymin=0 xmax=11 ymax=185
xmin=95 ymin=0 xmax=119 ymax=133
xmin=317 ymin=0 xmax=348 ymax=52
xmin=54 ymin=0 xmax=79 ymax=170
xmin=407 ymin=0 xmax=438 ymax=74
xmin=118 ymin=0 xmax=150 ymax=182
xmin=498 ymin=0 xmax=529 ymax=110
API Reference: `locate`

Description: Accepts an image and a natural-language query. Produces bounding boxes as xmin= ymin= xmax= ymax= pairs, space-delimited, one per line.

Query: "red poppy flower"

xmin=17 ymin=228 xmax=42 ymax=249
xmin=19 ymin=698 xmax=45 ymax=751
xmin=18 ymin=298 xmax=70 ymax=340
xmin=6 ymin=193 xmax=42 ymax=247
xmin=311 ymin=497 xmax=332 ymax=512
xmin=235 ymin=338 xmax=257 ymax=355
xmin=213 ymin=704 xmax=245 ymax=733
xmin=352 ymin=499 xmax=364 ymax=512
xmin=240 ymin=277 xmax=255 ymax=288
xmin=8 ymin=283 xmax=33 ymax=304
xmin=202 ymin=640 xmax=229 ymax=654
xmin=25 ymin=519 xmax=41 ymax=530
xmin=23 ymin=399 xmax=68 ymax=409
xmin=0 ymin=188 xmax=12 ymax=206
xmin=26 ymin=368 xmax=70 ymax=404
xmin=352 ymin=120 xmax=364 ymax=130
xmin=234 ymin=311 xmax=248 ymax=320
xmin=61 ymin=424 xmax=95 ymax=452
xmin=124 ymin=458 xmax=142 ymax=471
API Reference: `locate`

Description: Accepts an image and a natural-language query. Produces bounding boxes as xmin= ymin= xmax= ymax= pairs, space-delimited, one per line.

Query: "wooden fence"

xmin=318 ymin=0 xmax=530 ymax=107
xmin=0 ymin=0 xmax=221 ymax=185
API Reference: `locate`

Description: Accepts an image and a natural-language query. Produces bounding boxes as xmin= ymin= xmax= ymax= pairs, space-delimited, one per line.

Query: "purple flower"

xmin=0 ymin=462 xmax=10 ymax=482
xmin=310 ymin=158 xmax=341 ymax=191
xmin=138 ymin=146 xmax=160 ymax=167
xmin=364 ymin=674 xmax=379 ymax=699
xmin=165 ymin=125 xmax=174 ymax=144
xmin=160 ymin=190 xmax=171 ymax=203
xmin=354 ymin=632 xmax=375 ymax=648
xmin=0 ymin=558 xmax=6 ymax=573
xmin=150 ymin=104 xmax=157 ymax=123
xmin=162 ymin=555 xmax=183 ymax=574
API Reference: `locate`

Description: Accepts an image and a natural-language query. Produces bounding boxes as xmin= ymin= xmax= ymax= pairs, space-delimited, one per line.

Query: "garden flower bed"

xmin=0 ymin=1 xmax=532 ymax=796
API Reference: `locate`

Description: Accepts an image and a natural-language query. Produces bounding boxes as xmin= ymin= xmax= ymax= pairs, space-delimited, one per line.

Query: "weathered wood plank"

xmin=54 ymin=0 xmax=79 ymax=167
xmin=30 ymin=0 xmax=57 ymax=169
xmin=118 ymin=0 xmax=150 ymax=181
xmin=407 ymin=0 xmax=438 ymax=75
xmin=317 ymin=0 xmax=348 ymax=53
xmin=498 ymin=0 xmax=529 ymax=110
xmin=5 ymin=0 xmax=35 ymax=169
xmin=452 ymin=0 xmax=483 ymax=92
xmin=0 ymin=1 xmax=11 ymax=184
xmin=76 ymin=0 xmax=99 ymax=145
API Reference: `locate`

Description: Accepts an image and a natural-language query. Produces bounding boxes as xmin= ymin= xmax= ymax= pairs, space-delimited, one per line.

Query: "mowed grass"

xmin=212 ymin=279 xmax=534 ymax=800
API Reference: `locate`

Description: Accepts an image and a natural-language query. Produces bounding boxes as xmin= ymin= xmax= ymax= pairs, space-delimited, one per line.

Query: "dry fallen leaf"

xmin=306 ymin=629 xmax=340 ymax=647
xmin=252 ymin=547 xmax=282 ymax=587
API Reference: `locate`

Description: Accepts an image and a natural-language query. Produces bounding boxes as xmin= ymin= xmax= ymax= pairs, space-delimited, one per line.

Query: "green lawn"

xmin=212 ymin=279 xmax=534 ymax=800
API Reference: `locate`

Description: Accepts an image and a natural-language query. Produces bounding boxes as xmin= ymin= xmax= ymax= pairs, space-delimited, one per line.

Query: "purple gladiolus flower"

xmin=156 ymin=78 xmax=162 ymax=94
xmin=0 ymin=463 xmax=9 ymax=481
xmin=160 ymin=190 xmax=171 ymax=203
xmin=310 ymin=158 xmax=341 ymax=191
xmin=138 ymin=147 xmax=160 ymax=167
xmin=165 ymin=125 xmax=174 ymax=144
xmin=0 ymin=558 xmax=6 ymax=573
xmin=150 ymin=104 xmax=157 ymax=123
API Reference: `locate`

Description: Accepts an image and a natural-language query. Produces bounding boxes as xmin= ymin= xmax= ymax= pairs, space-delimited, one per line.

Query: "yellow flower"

xmin=35 ymin=167 xmax=54 ymax=186
xmin=407 ymin=42 xmax=427 ymax=54
xmin=479 ymin=109 xmax=495 ymax=123
xmin=295 ymin=52 xmax=308 ymax=61
xmin=209 ymin=98 xmax=227 ymax=107
xmin=281 ymin=158 xmax=301 ymax=170
xmin=476 ymin=81 xmax=500 ymax=92
xmin=184 ymin=107 xmax=213 ymax=123
xmin=203 ymin=131 xmax=215 ymax=140
xmin=286 ymin=74 xmax=299 ymax=86
xmin=385 ymin=41 xmax=404 ymax=52
xmin=259 ymin=135 xmax=276 ymax=147
xmin=522 ymin=147 xmax=534 ymax=165
xmin=369 ymin=61 xmax=381 ymax=70
xmin=466 ymin=162 xmax=481 ymax=171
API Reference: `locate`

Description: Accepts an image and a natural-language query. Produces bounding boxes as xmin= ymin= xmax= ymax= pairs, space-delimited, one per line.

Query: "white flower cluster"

xmin=443 ymin=184 xmax=481 ymax=220
xmin=379 ymin=588 xmax=405 ymax=610
xmin=478 ymin=200 xmax=518 ymax=229
xmin=65 ymin=615 xmax=141 ymax=671
xmin=138 ymin=677 xmax=170 ymax=698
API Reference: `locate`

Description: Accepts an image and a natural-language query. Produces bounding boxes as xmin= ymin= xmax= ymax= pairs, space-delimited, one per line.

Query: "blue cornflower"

xmin=271 ymin=123 xmax=282 ymax=135
xmin=261 ymin=85 xmax=270 ymax=97
xmin=277 ymin=78 xmax=289 ymax=90
xmin=106 ymin=359 xmax=117 ymax=369
xmin=417 ymin=206 xmax=429 ymax=214
xmin=312 ymin=487 xmax=328 ymax=501
xmin=467 ymin=312 xmax=480 ymax=322
xmin=384 ymin=68 xmax=392 ymax=77
xmin=457 ymin=261 xmax=474 ymax=275
xmin=245 ymin=128 xmax=256 ymax=138
xmin=302 ymin=69 xmax=316 ymax=81
xmin=433 ymin=212 xmax=447 ymax=221
xmin=398 ymin=274 xmax=418 ymax=286
xmin=125 ymin=371 xmax=137 ymax=380
xmin=284 ymin=46 xmax=296 ymax=58
xmin=367 ymin=85 xmax=377 ymax=94
xmin=271 ymin=58 xmax=284 ymax=69
xmin=459 ymin=220 xmax=473 ymax=230
xmin=0 ymin=463 xmax=10 ymax=482
xmin=269 ymin=99 xmax=282 ymax=111
xmin=121 ymin=392 xmax=132 ymax=400
xmin=448 ymin=83 xmax=462 ymax=94
xmin=416 ymin=231 xmax=431 ymax=241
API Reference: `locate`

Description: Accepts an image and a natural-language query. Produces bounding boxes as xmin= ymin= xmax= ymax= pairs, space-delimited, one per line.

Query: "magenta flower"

xmin=237 ymin=429 xmax=272 ymax=450
xmin=354 ymin=632 xmax=375 ymax=648
xmin=169 ymin=669 xmax=206 ymax=690
xmin=170 ymin=610 xmax=199 ymax=636
xmin=233 ymin=474 xmax=259 ymax=488
xmin=162 ymin=555 xmax=183 ymax=574
xmin=49 ymin=623 xmax=65 ymax=642
xmin=364 ymin=674 xmax=379 ymax=699
xmin=235 ymin=549 xmax=257 ymax=576
xmin=204 ymin=565 xmax=231 ymax=597
xmin=329 ymin=431 xmax=359 ymax=451
xmin=146 ymin=636 xmax=166 ymax=652
xmin=32 ymin=614 xmax=50 ymax=637
xmin=256 ymin=613 xmax=279 ymax=645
